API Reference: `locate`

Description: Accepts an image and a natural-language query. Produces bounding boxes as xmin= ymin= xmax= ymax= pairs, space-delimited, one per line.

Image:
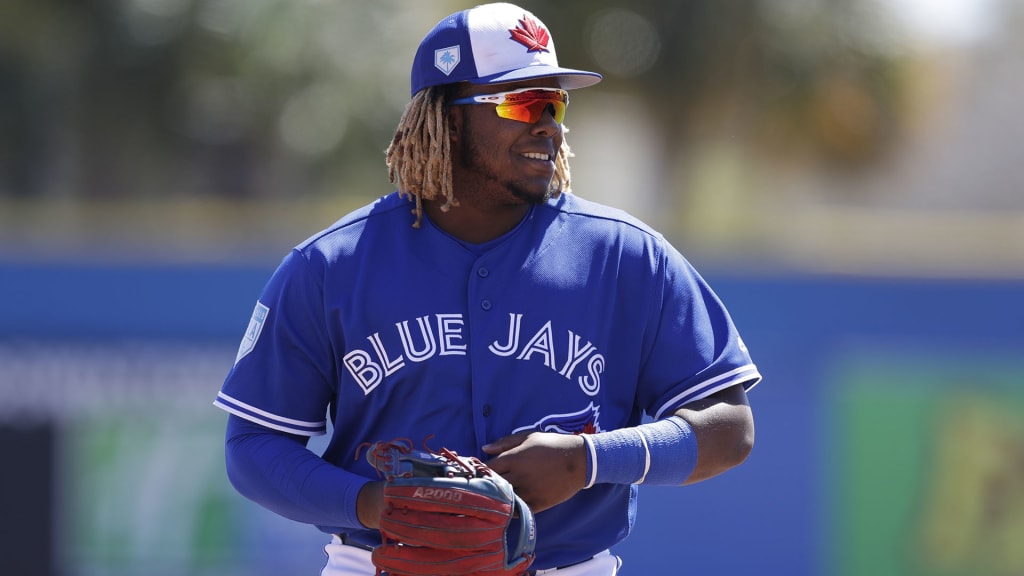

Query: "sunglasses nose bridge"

xmin=542 ymin=102 xmax=559 ymax=123
xmin=520 ymin=101 xmax=560 ymax=124
xmin=541 ymin=101 xmax=566 ymax=124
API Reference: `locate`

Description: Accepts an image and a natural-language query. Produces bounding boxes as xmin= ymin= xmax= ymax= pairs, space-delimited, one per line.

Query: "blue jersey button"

xmin=482 ymin=404 xmax=492 ymax=417
xmin=480 ymin=299 xmax=492 ymax=310
xmin=477 ymin=267 xmax=490 ymax=278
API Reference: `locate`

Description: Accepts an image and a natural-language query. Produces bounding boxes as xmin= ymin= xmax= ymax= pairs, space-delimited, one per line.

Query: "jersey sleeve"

xmin=639 ymin=242 xmax=762 ymax=420
xmin=214 ymin=248 xmax=336 ymax=436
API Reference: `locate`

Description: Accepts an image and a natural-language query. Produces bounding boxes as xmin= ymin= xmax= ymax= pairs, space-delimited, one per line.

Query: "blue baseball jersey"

xmin=215 ymin=190 xmax=761 ymax=567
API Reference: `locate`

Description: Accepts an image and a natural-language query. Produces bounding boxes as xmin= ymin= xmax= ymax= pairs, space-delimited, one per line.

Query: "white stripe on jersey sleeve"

xmin=214 ymin=391 xmax=327 ymax=437
xmin=653 ymin=364 xmax=762 ymax=420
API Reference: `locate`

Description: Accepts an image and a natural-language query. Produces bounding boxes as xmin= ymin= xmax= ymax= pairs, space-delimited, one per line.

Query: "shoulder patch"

xmin=235 ymin=301 xmax=269 ymax=364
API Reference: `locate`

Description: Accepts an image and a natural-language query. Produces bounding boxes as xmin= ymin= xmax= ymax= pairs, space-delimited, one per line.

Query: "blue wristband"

xmin=582 ymin=416 xmax=698 ymax=488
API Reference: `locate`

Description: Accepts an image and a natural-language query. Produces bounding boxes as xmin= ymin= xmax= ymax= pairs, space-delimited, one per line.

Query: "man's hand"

xmin=356 ymin=480 xmax=385 ymax=529
xmin=482 ymin=431 xmax=588 ymax=513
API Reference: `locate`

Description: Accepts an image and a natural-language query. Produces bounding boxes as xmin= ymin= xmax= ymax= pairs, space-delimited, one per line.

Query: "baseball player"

xmin=215 ymin=3 xmax=763 ymax=575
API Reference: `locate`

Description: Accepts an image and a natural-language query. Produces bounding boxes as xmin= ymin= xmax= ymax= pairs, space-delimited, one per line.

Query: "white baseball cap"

xmin=410 ymin=3 xmax=602 ymax=96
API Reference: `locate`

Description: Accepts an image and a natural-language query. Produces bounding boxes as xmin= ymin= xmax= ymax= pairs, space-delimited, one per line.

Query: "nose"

xmin=531 ymin=104 xmax=561 ymax=136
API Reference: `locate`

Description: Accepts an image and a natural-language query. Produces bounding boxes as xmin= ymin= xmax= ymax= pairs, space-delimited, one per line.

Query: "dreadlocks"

xmin=385 ymin=85 xmax=574 ymax=228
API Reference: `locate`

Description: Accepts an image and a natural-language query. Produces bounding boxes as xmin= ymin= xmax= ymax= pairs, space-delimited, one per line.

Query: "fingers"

xmin=479 ymin=433 xmax=588 ymax=514
xmin=481 ymin=430 xmax=533 ymax=455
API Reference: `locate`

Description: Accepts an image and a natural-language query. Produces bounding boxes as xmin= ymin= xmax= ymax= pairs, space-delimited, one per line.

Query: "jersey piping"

xmin=653 ymin=365 xmax=762 ymax=419
xmin=215 ymin=391 xmax=327 ymax=436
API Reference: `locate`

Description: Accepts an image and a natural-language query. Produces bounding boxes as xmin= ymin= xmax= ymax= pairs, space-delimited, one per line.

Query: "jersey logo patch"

xmin=434 ymin=46 xmax=461 ymax=76
xmin=235 ymin=301 xmax=269 ymax=364
xmin=512 ymin=402 xmax=602 ymax=435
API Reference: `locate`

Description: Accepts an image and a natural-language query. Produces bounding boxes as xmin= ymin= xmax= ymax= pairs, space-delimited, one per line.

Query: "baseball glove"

xmin=362 ymin=438 xmax=536 ymax=576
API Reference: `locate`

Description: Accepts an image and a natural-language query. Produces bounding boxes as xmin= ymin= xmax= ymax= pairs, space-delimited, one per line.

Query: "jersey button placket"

xmin=477 ymin=266 xmax=493 ymax=310
xmin=478 ymin=267 xmax=492 ymax=310
xmin=468 ymin=260 xmax=495 ymax=446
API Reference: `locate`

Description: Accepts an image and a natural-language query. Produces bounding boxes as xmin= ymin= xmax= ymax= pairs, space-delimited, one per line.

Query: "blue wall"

xmin=3 ymin=262 xmax=1022 ymax=575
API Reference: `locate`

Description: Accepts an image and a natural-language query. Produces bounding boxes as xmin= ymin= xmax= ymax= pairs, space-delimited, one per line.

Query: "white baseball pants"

xmin=319 ymin=534 xmax=621 ymax=575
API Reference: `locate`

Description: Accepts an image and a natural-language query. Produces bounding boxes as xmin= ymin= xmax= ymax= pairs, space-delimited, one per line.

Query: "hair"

xmin=385 ymin=84 xmax=574 ymax=227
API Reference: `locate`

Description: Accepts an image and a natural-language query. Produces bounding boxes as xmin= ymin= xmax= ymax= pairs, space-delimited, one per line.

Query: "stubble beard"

xmin=459 ymin=137 xmax=553 ymax=206
xmin=511 ymin=184 xmax=553 ymax=205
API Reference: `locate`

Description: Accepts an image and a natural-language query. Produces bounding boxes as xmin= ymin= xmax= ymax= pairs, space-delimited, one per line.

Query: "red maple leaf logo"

xmin=508 ymin=15 xmax=551 ymax=52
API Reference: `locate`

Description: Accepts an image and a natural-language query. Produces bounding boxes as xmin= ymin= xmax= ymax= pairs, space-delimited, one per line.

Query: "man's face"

xmin=448 ymin=79 xmax=565 ymax=208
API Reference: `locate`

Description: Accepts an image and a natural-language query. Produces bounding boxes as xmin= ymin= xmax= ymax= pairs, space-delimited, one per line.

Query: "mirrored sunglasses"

xmin=451 ymin=87 xmax=569 ymax=124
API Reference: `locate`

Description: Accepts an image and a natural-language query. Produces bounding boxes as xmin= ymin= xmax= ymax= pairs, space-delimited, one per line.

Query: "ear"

xmin=447 ymin=105 xmax=463 ymax=142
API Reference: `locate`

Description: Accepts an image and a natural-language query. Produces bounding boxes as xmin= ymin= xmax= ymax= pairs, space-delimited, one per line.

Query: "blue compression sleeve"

xmin=581 ymin=416 xmax=698 ymax=487
xmin=224 ymin=415 xmax=369 ymax=530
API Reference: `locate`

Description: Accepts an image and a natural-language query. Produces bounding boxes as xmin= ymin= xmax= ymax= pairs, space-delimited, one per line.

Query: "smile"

xmin=521 ymin=152 xmax=551 ymax=161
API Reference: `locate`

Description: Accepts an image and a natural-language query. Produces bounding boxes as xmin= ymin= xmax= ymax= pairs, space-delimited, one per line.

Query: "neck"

xmin=423 ymin=199 xmax=531 ymax=244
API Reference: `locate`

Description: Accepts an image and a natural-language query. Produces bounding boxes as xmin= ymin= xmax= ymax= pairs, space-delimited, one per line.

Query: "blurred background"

xmin=0 ymin=0 xmax=1021 ymax=575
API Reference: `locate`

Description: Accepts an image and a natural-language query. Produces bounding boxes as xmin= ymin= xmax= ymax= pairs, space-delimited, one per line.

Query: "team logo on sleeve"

xmin=235 ymin=301 xmax=269 ymax=364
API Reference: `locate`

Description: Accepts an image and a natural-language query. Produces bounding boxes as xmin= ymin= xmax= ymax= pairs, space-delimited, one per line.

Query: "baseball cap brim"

xmin=470 ymin=66 xmax=603 ymax=90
